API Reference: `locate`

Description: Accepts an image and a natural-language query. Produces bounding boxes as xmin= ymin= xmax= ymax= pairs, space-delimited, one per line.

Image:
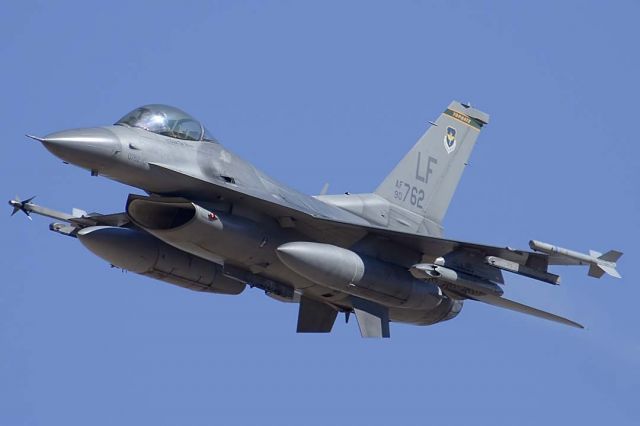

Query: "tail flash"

xmin=374 ymin=101 xmax=489 ymax=225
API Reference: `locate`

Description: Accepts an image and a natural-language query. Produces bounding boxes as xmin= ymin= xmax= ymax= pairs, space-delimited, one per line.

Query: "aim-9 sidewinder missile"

xmin=529 ymin=240 xmax=622 ymax=279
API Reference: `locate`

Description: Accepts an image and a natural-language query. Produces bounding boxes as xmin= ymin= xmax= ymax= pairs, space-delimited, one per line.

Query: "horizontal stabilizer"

xmin=471 ymin=293 xmax=583 ymax=329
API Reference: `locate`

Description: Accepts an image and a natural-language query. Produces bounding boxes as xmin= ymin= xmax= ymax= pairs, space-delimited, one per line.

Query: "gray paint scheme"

xmin=296 ymin=296 xmax=338 ymax=333
xmin=11 ymin=101 xmax=623 ymax=337
xmin=374 ymin=102 xmax=488 ymax=226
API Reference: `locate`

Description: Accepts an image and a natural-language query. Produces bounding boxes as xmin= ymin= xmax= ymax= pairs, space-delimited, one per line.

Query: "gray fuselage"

xmin=39 ymin=122 xmax=457 ymax=326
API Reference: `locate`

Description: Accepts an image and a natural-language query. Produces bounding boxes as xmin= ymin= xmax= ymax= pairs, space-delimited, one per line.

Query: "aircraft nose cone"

xmin=32 ymin=127 xmax=121 ymax=170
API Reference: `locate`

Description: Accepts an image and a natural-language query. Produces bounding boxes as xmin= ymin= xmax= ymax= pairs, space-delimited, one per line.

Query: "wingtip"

xmin=557 ymin=316 xmax=584 ymax=329
xmin=571 ymin=321 xmax=585 ymax=330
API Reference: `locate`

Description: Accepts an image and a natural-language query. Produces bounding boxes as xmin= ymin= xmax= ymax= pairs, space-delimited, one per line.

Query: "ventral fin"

xmin=351 ymin=296 xmax=390 ymax=338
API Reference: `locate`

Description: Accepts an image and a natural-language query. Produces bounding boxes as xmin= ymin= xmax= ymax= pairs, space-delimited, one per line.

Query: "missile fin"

xmin=589 ymin=250 xmax=602 ymax=259
xmin=588 ymin=263 xmax=621 ymax=279
xmin=598 ymin=250 xmax=623 ymax=263
xmin=588 ymin=264 xmax=606 ymax=278
xmin=598 ymin=264 xmax=621 ymax=279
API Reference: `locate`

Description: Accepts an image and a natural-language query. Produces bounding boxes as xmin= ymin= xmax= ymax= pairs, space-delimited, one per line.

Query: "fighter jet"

xmin=10 ymin=102 xmax=623 ymax=337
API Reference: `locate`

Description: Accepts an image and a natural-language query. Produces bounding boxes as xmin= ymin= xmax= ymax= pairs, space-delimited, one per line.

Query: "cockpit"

xmin=115 ymin=104 xmax=216 ymax=142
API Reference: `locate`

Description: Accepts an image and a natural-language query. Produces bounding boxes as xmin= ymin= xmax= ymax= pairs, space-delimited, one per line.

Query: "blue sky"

xmin=1 ymin=1 xmax=638 ymax=425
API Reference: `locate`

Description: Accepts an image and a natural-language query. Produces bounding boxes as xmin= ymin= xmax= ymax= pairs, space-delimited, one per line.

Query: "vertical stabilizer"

xmin=374 ymin=101 xmax=489 ymax=225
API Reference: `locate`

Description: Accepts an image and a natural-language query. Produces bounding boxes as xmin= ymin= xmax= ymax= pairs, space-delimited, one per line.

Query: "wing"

xmin=147 ymin=162 xmax=366 ymax=222
xmin=470 ymin=293 xmax=584 ymax=329
xmin=146 ymin=163 xmax=620 ymax=284
xmin=146 ymin=164 xmax=536 ymax=258
xmin=147 ymin=163 xmax=368 ymax=245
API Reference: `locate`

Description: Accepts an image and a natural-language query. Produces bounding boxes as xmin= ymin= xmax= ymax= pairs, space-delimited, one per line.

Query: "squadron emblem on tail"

xmin=444 ymin=126 xmax=457 ymax=154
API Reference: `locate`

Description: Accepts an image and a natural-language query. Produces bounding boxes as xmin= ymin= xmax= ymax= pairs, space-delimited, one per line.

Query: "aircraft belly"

xmin=387 ymin=297 xmax=461 ymax=326
xmin=286 ymin=289 xmax=456 ymax=326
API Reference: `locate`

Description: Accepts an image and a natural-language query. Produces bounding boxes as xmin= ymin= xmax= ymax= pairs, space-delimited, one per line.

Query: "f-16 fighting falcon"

xmin=10 ymin=102 xmax=623 ymax=337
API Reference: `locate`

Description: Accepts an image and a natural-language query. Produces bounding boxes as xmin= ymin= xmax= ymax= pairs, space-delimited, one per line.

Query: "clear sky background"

xmin=1 ymin=1 xmax=639 ymax=425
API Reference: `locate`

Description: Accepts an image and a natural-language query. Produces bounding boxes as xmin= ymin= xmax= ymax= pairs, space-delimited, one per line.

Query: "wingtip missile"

xmin=9 ymin=196 xmax=36 ymax=220
xmin=529 ymin=240 xmax=623 ymax=279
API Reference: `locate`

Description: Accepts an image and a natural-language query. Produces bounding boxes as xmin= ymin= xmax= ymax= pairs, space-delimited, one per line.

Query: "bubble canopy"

xmin=115 ymin=104 xmax=216 ymax=142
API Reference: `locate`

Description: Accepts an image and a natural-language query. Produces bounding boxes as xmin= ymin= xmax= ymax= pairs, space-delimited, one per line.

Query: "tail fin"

xmin=374 ymin=101 xmax=489 ymax=225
